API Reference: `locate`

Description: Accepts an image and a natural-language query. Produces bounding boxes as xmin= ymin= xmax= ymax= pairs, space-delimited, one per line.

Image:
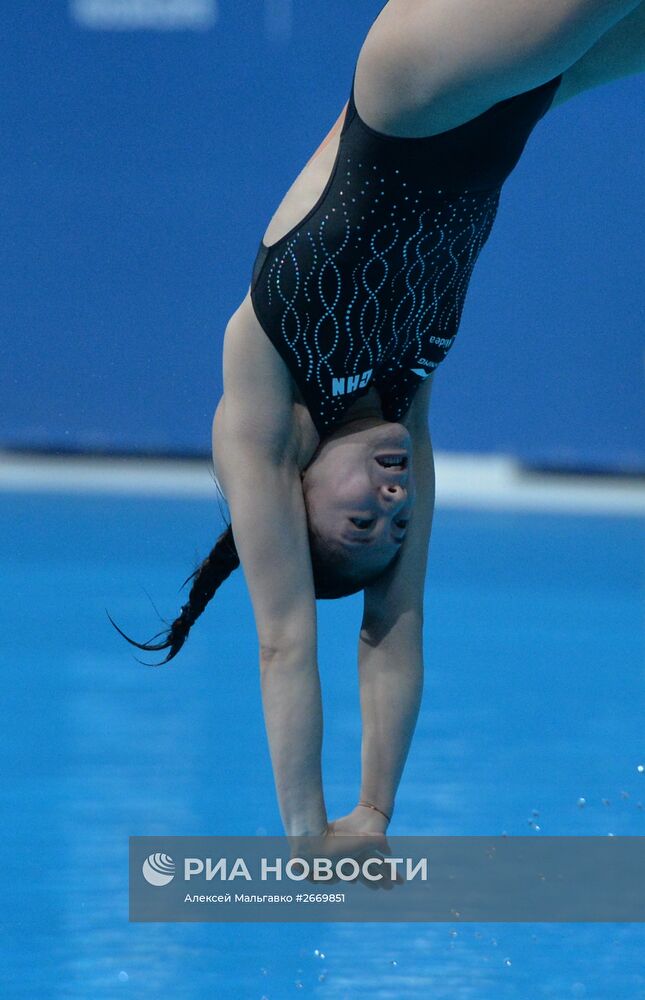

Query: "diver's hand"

xmin=288 ymin=824 xmax=400 ymax=890
xmin=330 ymin=803 xmax=390 ymax=835
xmin=326 ymin=808 xmax=405 ymax=887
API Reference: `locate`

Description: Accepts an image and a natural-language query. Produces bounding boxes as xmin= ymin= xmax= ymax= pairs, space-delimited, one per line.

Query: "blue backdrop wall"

xmin=1 ymin=1 xmax=643 ymax=470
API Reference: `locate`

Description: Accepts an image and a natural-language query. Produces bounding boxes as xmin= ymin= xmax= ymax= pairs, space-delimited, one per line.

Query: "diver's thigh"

xmin=353 ymin=0 xmax=641 ymax=135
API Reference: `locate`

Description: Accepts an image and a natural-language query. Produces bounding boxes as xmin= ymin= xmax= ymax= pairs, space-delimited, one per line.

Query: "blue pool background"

xmin=2 ymin=0 xmax=644 ymax=995
xmin=1 ymin=0 xmax=644 ymax=470
xmin=2 ymin=489 xmax=644 ymax=998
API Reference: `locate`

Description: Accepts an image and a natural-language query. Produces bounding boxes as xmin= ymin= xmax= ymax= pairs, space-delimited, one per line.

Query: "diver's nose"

xmin=378 ymin=483 xmax=407 ymax=509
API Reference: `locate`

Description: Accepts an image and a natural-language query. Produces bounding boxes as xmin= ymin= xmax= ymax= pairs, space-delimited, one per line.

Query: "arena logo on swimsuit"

xmin=332 ymin=370 xmax=373 ymax=397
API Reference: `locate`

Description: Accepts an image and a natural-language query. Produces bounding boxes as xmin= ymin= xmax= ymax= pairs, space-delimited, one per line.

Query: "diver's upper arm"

xmin=220 ymin=296 xmax=296 ymax=457
xmin=361 ymin=426 xmax=435 ymax=641
xmin=400 ymin=374 xmax=434 ymax=437
xmin=360 ymin=374 xmax=435 ymax=635
xmin=220 ymin=439 xmax=318 ymax=659
xmin=214 ymin=299 xmax=317 ymax=657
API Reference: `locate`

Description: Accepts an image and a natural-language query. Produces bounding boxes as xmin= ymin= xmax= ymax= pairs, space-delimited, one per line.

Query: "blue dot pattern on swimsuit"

xmin=250 ymin=63 xmax=563 ymax=439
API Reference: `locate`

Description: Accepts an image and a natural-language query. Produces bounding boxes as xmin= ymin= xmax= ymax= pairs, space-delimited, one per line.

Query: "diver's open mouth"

xmin=375 ymin=453 xmax=408 ymax=469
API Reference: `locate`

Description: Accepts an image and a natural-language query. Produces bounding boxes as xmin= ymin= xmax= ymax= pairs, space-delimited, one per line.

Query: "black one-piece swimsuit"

xmin=250 ymin=60 xmax=563 ymax=438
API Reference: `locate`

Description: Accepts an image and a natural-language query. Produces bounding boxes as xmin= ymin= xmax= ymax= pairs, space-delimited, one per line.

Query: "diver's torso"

xmin=248 ymin=66 xmax=561 ymax=440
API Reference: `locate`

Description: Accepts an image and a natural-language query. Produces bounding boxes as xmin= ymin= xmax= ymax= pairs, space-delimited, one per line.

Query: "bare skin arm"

xmin=329 ymin=379 xmax=435 ymax=836
xmin=355 ymin=430 xmax=434 ymax=832
xmin=216 ymin=304 xmax=395 ymax=870
xmin=215 ymin=306 xmax=327 ymax=837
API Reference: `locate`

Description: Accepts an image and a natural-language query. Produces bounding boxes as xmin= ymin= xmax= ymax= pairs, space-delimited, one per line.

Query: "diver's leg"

xmin=354 ymin=0 xmax=642 ymax=134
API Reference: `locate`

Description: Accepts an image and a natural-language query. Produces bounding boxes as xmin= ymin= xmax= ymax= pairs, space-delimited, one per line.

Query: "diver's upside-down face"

xmin=300 ymin=417 xmax=416 ymax=575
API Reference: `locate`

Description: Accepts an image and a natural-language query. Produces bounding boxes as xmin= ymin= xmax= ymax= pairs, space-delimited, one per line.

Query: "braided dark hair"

xmin=106 ymin=518 xmax=240 ymax=666
xmin=108 ymin=474 xmax=398 ymax=666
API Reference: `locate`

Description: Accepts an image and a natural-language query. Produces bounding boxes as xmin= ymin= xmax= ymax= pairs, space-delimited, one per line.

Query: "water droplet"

xmin=504 ymin=958 xmax=512 ymax=967
xmin=318 ymin=972 xmax=327 ymax=983
xmin=532 ymin=809 xmax=540 ymax=818
xmin=118 ymin=971 xmax=129 ymax=983
xmin=620 ymin=790 xmax=630 ymax=799
xmin=637 ymin=765 xmax=644 ymax=773
xmin=260 ymin=967 xmax=268 ymax=976
xmin=577 ymin=797 xmax=586 ymax=808
xmin=295 ymin=981 xmax=304 ymax=990
xmin=491 ymin=937 xmax=498 ymax=947
xmin=607 ymin=832 xmax=615 ymax=837
xmin=450 ymin=929 xmax=458 ymax=938
xmin=389 ymin=959 xmax=398 ymax=966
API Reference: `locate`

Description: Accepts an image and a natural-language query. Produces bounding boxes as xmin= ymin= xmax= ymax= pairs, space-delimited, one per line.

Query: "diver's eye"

xmin=395 ymin=519 xmax=409 ymax=529
xmin=350 ymin=518 xmax=374 ymax=530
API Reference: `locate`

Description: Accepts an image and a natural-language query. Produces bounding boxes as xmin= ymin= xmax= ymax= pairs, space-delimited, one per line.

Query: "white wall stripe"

xmin=1 ymin=451 xmax=643 ymax=516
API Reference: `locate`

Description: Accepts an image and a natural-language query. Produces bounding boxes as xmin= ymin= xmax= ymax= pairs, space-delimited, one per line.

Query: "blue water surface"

xmin=1 ymin=490 xmax=644 ymax=999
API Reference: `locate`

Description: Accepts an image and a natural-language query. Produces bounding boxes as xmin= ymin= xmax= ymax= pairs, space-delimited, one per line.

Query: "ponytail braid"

xmin=107 ymin=519 xmax=240 ymax=666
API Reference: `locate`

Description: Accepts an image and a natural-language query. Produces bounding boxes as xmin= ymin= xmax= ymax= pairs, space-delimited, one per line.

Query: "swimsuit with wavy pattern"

xmin=250 ymin=63 xmax=562 ymax=437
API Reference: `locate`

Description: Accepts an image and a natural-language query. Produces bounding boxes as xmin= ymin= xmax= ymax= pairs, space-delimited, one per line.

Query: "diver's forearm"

xmin=357 ymin=620 xmax=425 ymax=824
xmin=259 ymin=652 xmax=327 ymax=837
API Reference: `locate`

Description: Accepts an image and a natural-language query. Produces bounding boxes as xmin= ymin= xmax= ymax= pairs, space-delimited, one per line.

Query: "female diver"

xmin=111 ymin=1 xmax=644 ymax=856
